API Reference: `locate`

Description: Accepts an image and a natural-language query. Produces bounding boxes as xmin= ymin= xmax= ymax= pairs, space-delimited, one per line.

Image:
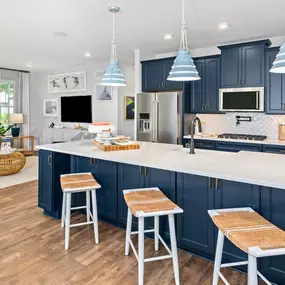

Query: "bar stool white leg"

xmin=61 ymin=192 xmax=66 ymax=228
xmin=138 ymin=217 xmax=145 ymax=285
xmin=125 ymin=209 xmax=132 ymax=256
xmin=86 ymin=190 xmax=91 ymax=223
xmin=91 ymin=189 xmax=99 ymax=244
xmin=65 ymin=192 xmax=71 ymax=250
xmin=154 ymin=216 xmax=159 ymax=251
xmin=168 ymin=214 xmax=180 ymax=285
xmin=248 ymin=254 xmax=258 ymax=285
xmin=212 ymin=230 xmax=224 ymax=285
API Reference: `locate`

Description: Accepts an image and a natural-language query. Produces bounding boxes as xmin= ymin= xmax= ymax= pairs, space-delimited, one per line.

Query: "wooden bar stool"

xmin=123 ymin=187 xmax=183 ymax=285
xmin=60 ymin=172 xmax=101 ymax=250
xmin=208 ymin=207 xmax=285 ymax=285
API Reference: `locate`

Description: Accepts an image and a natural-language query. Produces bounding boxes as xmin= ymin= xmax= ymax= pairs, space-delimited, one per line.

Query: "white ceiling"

xmin=1 ymin=0 xmax=285 ymax=72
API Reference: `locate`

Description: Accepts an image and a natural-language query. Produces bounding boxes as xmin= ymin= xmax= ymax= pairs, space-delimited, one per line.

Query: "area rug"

xmin=0 ymin=156 xmax=38 ymax=189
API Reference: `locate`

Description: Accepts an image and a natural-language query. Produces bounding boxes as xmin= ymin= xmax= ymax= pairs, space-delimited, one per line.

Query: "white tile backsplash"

xmin=197 ymin=113 xmax=285 ymax=139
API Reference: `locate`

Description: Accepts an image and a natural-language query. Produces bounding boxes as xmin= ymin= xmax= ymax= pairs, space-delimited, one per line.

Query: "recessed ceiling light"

xmin=52 ymin=32 xmax=68 ymax=37
xmin=27 ymin=63 xmax=32 ymax=68
xmin=217 ymin=22 xmax=229 ymax=29
xmin=164 ymin=34 xmax=174 ymax=40
xmin=85 ymin=52 xmax=91 ymax=57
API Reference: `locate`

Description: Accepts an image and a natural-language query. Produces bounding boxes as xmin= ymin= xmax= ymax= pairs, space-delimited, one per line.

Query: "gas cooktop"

xmin=218 ymin=133 xmax=267 ymax=141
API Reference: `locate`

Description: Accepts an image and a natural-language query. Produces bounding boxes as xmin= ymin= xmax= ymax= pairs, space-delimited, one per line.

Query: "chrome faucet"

xmin=189 ymin=117 xmax=202 ymax=154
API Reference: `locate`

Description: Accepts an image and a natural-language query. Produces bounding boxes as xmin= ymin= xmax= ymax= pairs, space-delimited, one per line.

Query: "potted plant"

xmin=0 ymin=123 xmax=13 ymax=149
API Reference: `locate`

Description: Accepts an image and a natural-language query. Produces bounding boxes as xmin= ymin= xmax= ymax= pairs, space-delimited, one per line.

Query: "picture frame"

xmin=43 ymin=99 xmax=58 ymax=117
xmin=47 ymin=71 xmax=87 ymax=93
xmin=96 ymin=85 xmax=112 ymax=101
xmin=124 ymin=96 xmax=135 ymax=120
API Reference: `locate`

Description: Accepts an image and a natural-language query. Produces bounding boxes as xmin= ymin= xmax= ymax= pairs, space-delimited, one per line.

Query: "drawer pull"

xmin=140 ymin=166 xmax=142 ymax=176
xmin=208 ymin=177 xmax=212 ymax=188
xmin=280 ymin=150 xmax=285 ymax=153
xmin=144 ymin=167 xmax=148 ymax=176
xmin=48 ymin=155 xmax=52 ymax=165
xmin=215 ymin=178 xmax=219 ymax=190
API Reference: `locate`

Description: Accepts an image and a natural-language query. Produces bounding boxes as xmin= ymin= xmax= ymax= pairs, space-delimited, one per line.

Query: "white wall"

xmin=30 ymin=62 xmax=135 ymax=144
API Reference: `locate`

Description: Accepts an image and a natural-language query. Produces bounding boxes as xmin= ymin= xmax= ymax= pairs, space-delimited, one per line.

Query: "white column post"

xmin=134 ymin=49 xmax=141 ymax=141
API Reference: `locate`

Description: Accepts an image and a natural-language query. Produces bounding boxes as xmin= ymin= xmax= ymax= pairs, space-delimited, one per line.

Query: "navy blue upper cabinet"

xmin=220 ymin=40 xmax=269 ymax=88
xmin=266 ymin=48 xmax=285 ymax=114
xmin=177 ymin=173 xmax=215 ymax=259
xmin=141 ymin=57 xmax=183 ymax=92
xmin=189 ymin=56 xmax=220 ymax=114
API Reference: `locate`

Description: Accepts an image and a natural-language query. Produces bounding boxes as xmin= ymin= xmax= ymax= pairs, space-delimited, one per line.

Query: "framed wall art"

xmin=43 ymin=98 xmax=58 ymax=117
xmin=124 ymin=96 xmax=135 ymax=120
xmin=48 ymin=71 xmax=87 ymax=93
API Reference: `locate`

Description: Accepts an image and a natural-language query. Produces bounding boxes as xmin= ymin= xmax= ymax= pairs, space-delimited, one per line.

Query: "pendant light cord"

xmin=111 ymin=11 xmax=118 ymax=62
xmin=180 ymin=0 xmax=188 ymax=51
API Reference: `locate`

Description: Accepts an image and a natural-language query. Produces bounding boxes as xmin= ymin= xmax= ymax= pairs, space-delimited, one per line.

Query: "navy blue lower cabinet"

xmin=95 ymin=159 xmax=118 ymax=222
xmin=70 ymin=156 xmax=94 ymax=207
xmin=214 ymin=179 xmax=261 ymax=266
xmin=260 ymin=187 xmax=285 ymax=285
xmin=176 ymin=173 xmax=215 ymax=259
xmin=215 ymin=142 xmax=262 ymax=152
xmin=263 ymin=144 xmax=285 ymax=154
xmin=118 ymin=163 xmax=144 ymax=227
xmin=38 ymin=150 xmax=70 ymax=219
xmin=144 ymin=167 xmax=176 ymax=242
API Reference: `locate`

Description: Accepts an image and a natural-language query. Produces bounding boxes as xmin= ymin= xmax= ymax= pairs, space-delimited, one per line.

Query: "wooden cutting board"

xmin=93 ymin=140 xmax=140 ymax=151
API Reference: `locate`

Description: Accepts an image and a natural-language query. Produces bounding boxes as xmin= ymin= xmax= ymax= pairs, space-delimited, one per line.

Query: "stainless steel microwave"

xmin=219 ymin=87 xmax=264 ymax=112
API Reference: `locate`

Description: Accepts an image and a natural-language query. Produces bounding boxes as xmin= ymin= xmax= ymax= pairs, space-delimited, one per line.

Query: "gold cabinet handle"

xmin=215 ymin=178 xmax=219 ymax=190
xmin=140 ymin=166 xmax=142 ymax=176
xmin=90 ymin=158 xmax=93 ymax=165
xmin=94 ymin=159 xmax=96 ymax=166
xmin=48 ymin=155 xmax=52 ymax=165
xmin=280 ymin=150 xmax=285 ymax=153
xmin=144 ymin=167 xmax=148 ymax=176
xmin=208 ymin=177 xmax=212 ymax=188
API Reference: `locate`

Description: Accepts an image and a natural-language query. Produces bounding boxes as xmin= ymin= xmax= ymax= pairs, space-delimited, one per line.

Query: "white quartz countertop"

xmin=37 ymin=140 xmax=285 ymax=190
xmin=184 ymin=134 xmax=285 ymax=146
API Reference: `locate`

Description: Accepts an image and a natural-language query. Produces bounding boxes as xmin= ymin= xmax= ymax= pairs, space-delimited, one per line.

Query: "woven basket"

xmin=0 ymin=152 xmax=26 ymax=176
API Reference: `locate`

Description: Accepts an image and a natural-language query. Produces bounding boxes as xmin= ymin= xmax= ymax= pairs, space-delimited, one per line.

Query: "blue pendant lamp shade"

xmin=100 ymin=5 xmax=126 ymax=87
xmin=167 ymin=0 xmax=200 ymax=82
xmin=270 ymin=42 xmax=285 ymax=73
xmin=167 ymin=49 xmax=200 ymax=81
xmin=101 ymin=60 xmax=126 ymax=86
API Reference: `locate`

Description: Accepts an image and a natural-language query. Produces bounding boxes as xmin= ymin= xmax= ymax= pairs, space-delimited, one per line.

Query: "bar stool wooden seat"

xmin=124 ymin=187 xmax=183 ymax=285
xmin=208 ymin=207 xmax=285 ymax=285
xmin=60 ymin=172 xmax=101 ymax=250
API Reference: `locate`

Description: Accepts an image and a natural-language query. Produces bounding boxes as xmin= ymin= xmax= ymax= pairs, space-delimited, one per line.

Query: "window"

xmin=0 ymin=80 xmax=14 ymax=124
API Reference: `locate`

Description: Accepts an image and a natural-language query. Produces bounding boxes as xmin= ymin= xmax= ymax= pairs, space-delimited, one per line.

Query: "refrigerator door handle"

xmin=152 ymin=101 xmax=159 ymax=142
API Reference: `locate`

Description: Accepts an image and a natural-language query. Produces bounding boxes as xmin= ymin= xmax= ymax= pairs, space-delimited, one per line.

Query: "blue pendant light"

xmin=101 ymin=5 xmax=126 ymax=87
xmin=270 ymin=42 xmax=285 ymax=73
xmin=167 ymin=0 xmax=200 ymax=82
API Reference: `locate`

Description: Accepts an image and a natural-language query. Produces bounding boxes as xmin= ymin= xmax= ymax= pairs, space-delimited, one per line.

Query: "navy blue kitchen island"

xmin=37 ymin=140 xmax=285 ymax=284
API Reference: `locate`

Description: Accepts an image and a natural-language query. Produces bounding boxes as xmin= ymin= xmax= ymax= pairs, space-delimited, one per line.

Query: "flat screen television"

xmin=61 ymin=95 xmax=92 ymax=123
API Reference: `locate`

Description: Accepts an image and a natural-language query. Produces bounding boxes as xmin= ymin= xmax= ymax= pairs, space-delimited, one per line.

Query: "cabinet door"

xmin=73 ymin=156 xmax=94 ymax=207
xmin=221 ymin=47 xmax=242 ymax=88
xmin=163 ymin=58 xmax=183 ymax=91
xmin=142 ymin=61 xmax=163 ymax=92
xmin=215 ymin=142 xmax=262 ymax=152
xmin=144 ymin=167 xmax=176 ymax=242
xmin=191 ymin=59 xmax=205 ymax=113
xmin=215 ymin=180 xmax=261 ymax=264
xmin=38 ymin=150 xmax=53 ymax=213
xmin=241 ymin=44 xmax=265 ymax=87
xmin=204 ymin=57 xmax=220 ymax=113
xmin=95 ymin=159 xmax=118 ymax=222
xmin=266 ymin=48 xmax=285 ymax=114
xmin=260 ymin=187 xmax=285 ymax=284
xmin=177 ymin=173 xmax=215 ymax=259
xmin=118 ymin=163 xmax=145 ymax=226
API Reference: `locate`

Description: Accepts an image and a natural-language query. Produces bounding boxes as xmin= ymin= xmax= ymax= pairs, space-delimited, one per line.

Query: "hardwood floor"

xmin=0 ymin=181 xmax=265 ymax=285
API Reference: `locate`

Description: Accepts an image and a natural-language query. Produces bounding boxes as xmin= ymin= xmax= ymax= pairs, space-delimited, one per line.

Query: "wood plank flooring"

xmin=0 ymin=181 xmax=265 ymax=285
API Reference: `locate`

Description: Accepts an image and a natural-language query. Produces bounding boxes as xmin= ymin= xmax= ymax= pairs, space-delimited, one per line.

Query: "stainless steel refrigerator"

xmin=136 ymin=92 xmax=182 ymax=144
